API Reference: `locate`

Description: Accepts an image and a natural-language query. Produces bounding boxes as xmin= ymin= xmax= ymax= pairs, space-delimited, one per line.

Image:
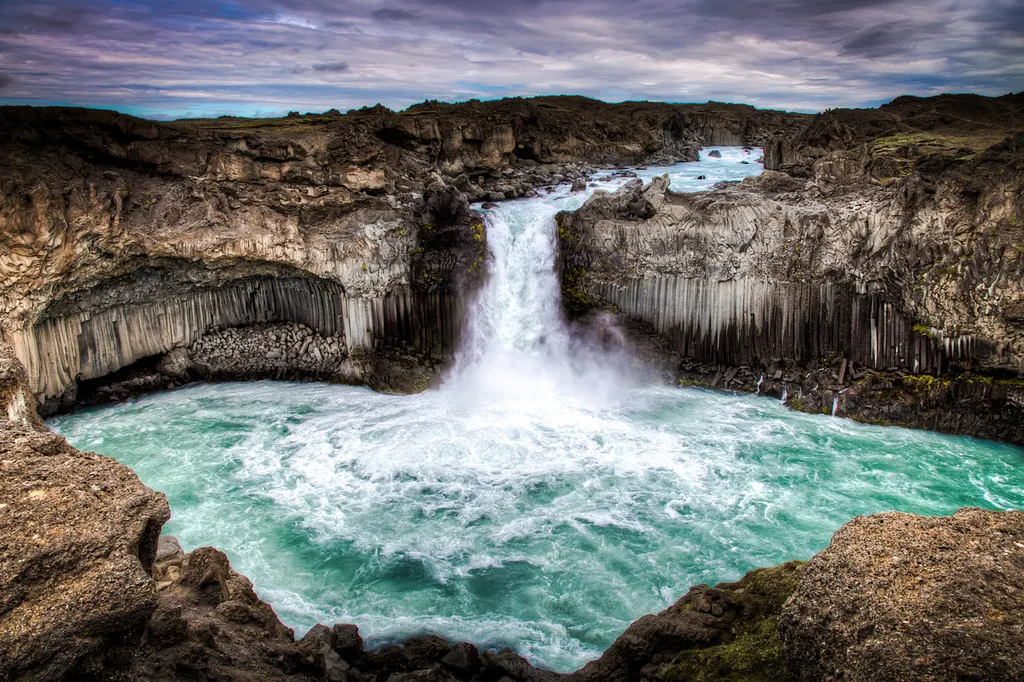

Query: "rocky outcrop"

xmin=380 ymin=97 xmax=808 ymax=174
xmin=127 ymin=542 xmax=320 ymax=681
xmin=557 ymin=94 xmax=1024 ymax=442
xmin=0 ymin=344 xmax=171 ymax=681
xmin=781 ymin=508 xmax=1024 ymax=682
xmin=763 ymin=93 xmax=1024 ymax=179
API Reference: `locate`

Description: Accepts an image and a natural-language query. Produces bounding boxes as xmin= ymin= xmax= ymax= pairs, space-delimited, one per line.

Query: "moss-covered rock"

xmin=660 ymin=562 xmax=803 ymax=682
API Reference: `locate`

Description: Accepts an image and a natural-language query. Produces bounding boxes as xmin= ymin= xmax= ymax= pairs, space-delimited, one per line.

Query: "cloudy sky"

xmin=0 ymin=0 xmax=1021 ymax=119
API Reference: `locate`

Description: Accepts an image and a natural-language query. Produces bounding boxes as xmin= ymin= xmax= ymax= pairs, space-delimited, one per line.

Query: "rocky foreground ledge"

xmin=2 ymin=342 xmax=1022 ymax=681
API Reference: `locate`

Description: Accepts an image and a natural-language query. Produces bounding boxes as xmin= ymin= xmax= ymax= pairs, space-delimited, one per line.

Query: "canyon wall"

xmin=558 ymin=94 xmax=1024 ymax=440
xmin=0 ymin=98 xmax=805 ymax=411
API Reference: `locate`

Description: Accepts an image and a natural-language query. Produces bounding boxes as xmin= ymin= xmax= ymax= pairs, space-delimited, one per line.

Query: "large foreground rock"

xmin=781 ymin=508 xmax=1024 ymax=682
xmin=0 ymin=349 xmax=171 ymax=681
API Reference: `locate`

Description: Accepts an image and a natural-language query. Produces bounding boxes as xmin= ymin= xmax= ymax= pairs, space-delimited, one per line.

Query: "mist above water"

xmin=49 ymin=149 xmax=1024 ymax=672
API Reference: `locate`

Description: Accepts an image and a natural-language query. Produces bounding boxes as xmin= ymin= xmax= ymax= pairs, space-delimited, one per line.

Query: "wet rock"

xmin=403 ymin=634 xmax=452 ymax=668
xmin=440 ymin=642 xmax=481 ymax=678
xmin=707 ymin=149 xmax=722 ymax=158
xmin=333 ymin=623 xmax=364 ymax=661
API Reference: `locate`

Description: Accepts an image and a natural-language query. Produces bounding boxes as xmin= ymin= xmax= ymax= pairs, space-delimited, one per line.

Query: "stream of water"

xmin=49 ymin=148 xmax=1024 ymax=672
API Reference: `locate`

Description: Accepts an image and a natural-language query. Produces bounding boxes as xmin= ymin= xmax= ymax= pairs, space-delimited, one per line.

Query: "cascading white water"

xmin=447 ymin=178 xmax=641 ymax=412
xmin=450 ymin=199 xmax=571 ymax=395
xmin=47 ymin=148 xmax=1024 ymax=672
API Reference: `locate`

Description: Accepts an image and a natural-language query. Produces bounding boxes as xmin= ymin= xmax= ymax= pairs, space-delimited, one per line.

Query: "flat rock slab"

xmin=781 ymin=507 xmax=1024 ymax=682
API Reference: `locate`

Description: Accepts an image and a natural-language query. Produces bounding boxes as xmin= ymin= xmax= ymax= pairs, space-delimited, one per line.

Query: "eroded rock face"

xmin=781 ymin=508 xmax=1024 ymax=682
xmin=0 ymin=347 xmax=170 ymax=681
xmin=0 ymin=98 xmax=805 ymax=412
xmin=128 ymin=544 xmax=320 ymax=681
xmin=556 ymin=95 xmax=1024 ymax=441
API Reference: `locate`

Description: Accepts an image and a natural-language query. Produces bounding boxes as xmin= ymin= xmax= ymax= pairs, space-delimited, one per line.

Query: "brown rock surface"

xmin=780 ymin=507 xmax=1024 ymax=682
xmin=128 ymin=544 xmax=319 ymax=681
xmin=0 ymin=347 xmax=170 ymax=681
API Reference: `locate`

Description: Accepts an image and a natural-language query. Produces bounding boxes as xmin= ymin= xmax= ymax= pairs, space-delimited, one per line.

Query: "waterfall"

xmin=457 ymin=200 xmax=568 ymax=369
xmin=447 ymin=194 xmax=628 ymax=406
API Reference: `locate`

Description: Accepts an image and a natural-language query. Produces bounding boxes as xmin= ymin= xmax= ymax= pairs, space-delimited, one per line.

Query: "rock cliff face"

xmin=0 ymin=344 xmax=171 ymax=681
xmin=0 ymin=98 xmax=805 ymax=413
xmin=558 ymin=94 xmax=1024 ymax=442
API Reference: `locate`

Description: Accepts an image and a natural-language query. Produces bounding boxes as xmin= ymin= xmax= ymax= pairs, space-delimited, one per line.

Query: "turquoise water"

xmin=49 ymin=382 xmax=1024 ymax=671
xmin=47 ymin=148 xmax=1024 ymax=672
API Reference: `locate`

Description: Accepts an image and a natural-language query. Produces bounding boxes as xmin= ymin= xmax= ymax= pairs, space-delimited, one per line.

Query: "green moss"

xmin=470 ymin=221 xmax=485 ymax=242
xmin=662 ymin=563 xmax=804 ymax=682
xmin=870 ymin=132 xmax=982 ymax=159
xmin=678 ymin=378 xmax=714 ymax=389
xmin=562 ymin=265 xmax=592 ymax=310
xmin=664 ymin=619 xmax=787 ymax=682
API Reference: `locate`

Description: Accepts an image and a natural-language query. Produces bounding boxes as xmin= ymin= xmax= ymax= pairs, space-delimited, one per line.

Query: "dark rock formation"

xmin=129 ymin=543 xmax=320 ymax=681
xmin=781 ymin=508 xmax=1024 ymax=682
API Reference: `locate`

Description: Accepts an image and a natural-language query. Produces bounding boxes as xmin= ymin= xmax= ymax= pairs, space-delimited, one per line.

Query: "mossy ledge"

xmin=660 ymin=563 xmax=804 ymax=682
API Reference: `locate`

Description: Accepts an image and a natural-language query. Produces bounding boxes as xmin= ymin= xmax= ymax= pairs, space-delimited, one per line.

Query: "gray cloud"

xmin=841 ymin=24 xmax=912 ymax=57
xmin=0 ymin=74 xmax=12 ymax=90
xmin=371 ymin=7 xmax=420 ymax=21
xmin=312 ymin=61 xmax=350 ymax=72
xmin=0 ymin=0 xmax=1020 ymax=118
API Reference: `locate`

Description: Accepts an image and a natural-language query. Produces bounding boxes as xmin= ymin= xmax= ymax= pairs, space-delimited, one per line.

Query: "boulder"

xmin=781 ymin=508 xmax=1024 ymax=682
xmin=0 ymin=341 xmax=172 ymax=681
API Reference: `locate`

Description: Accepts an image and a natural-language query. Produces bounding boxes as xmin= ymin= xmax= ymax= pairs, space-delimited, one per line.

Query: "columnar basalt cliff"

xmin=558 ymin=94 xmax=1024 ymax=442
xmin=0 ymin=98 xmax=806 ymax=413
